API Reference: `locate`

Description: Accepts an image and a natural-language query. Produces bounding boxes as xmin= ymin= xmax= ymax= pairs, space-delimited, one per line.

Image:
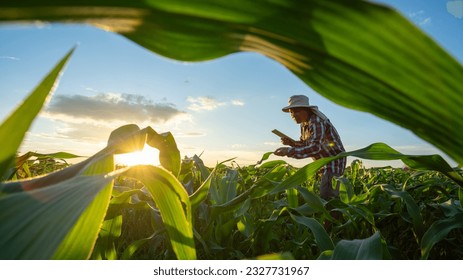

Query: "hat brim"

xmin=282 ymin=105 xmax=316 ymax=113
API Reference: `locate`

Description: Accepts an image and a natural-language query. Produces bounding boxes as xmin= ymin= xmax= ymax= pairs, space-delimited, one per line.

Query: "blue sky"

xmin=1 ymin=0 xmax=462 ymax=168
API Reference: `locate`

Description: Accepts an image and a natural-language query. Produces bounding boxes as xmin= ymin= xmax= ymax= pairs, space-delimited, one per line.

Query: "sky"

xmin=0 ymin=0 xmax=462 ymax=168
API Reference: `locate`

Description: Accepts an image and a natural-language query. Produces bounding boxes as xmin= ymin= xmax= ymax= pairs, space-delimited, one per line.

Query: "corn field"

xmin=92 ymin=155 xmax=463 ymax=260
xmin=1 ymin=0 xmax=463 ymax=260
xmin=2 ymin=130 xmax=463 ymax=260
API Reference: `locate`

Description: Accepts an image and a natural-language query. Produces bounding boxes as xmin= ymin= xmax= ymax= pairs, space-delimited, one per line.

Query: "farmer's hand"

xmin=274 ymin=147 xmax=290 ymax=156
xmin=281 ymin=137 xmax=294 ymax=146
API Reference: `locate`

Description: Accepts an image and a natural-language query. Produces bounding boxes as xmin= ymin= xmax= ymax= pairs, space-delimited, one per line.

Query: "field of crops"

xmin=4 ymin=135 xmax=463 ymax=260
xmin=106 ymin=156 xmax=463 ymax=260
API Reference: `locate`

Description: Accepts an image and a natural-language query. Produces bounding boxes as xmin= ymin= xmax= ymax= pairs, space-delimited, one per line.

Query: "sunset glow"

xmin=114 ymin=144 xmax=160 ymax=167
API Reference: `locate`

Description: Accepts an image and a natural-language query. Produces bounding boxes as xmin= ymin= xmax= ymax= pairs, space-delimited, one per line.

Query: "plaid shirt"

xmin=288 ymin=114 xmax=346 ymax=175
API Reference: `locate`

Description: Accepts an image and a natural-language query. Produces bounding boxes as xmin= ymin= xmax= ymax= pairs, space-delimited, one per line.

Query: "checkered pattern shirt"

xmin=287 ymin=114 xmax=346 ymax=175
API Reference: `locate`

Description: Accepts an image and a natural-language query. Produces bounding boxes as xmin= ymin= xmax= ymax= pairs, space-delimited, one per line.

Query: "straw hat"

xmin=282 ymin=95 xmax=316 ymax=112
xmin=282 ymin=95 xmax=328 ymax=121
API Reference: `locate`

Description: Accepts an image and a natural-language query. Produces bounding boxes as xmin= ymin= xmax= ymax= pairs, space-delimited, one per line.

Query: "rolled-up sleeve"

xmin=288 ymin=118 xmax=324 ymax=159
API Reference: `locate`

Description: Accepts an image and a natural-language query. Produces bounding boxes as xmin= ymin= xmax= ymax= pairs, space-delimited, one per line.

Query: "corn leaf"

xmin=91 ymin=214 xmax=123 ymax=260
xmin=271 ymin=142 xmax=463 ymax=195
xmin=382 ymin=185 xmax=424 ymax=236
xmin=329 ymin=231 xmax=384 ymax=260
xmin=289 ymin=213 xmax=334 ymax=252
xmin=0 ymin=119 xmax=188 ymax=259
xmin=144 ymin=127 xmax=181 ymax=177
xmin=124 ymin=165 xmax=196 ymax=260
xmin=52 ymin=155 xmax=115 ymax=259
xmin=256 ymin=252 xmax=294 ymax=260
xmin=1 ymin=0 xmax=462 ymax=164
xmin=0 ymin=173 xmax=113 ymax=259
xmin=420 ymin=211 xmax=463 ymax=259
xmin=121 ymin=233 xmax=156 ymax=260
xmin=0 ymin=47 xmax=75 ymax=180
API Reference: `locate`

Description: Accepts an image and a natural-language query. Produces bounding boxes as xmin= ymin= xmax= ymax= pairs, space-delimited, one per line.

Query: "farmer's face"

xmin=289 ymin=108 xmax=309 ymax=124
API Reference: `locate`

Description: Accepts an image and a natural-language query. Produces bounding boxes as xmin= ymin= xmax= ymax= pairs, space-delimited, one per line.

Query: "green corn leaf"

xmin=0 ymin=173 xmax=113 ymax=259
xmin=106 ymin=124 xmax=181 ymax=176
xmin=3 ymin=151 xmax=82 ymax=181
xmin=91 ymin=214 xmax=123 ymax=260
xmin=286 ymin=188 xmax=299 ymax=208
xmin=272 ymin=143 xmax=463 ymax=196
xmin=1 ymin=1 xmax=462 ymax=164
xmin=420 ymin=211 xmax=463 ymax=260
xmin=107 ymin=124 xmax=145 ymax=154
xmin=192 ymin=155 xmax=211 ymax=181
xmin=297 ymin=186 xmax=326 ymax=211
xmin=255 ymin=252 xmax=294 ymax=260
xmin=124 ymin=165 xmax=196 ymax=260
xmin=289 ymin=213 xmax=334 ymax=252
xmin=144 ymin=127 xmax=181 ymax=177
xmin=52 ymin=155 xmax=115 ymax=259
xmin=382 ymin=185 xmax=424 ymax=236
xmin=190 ymin=170 xmax=215 ymax=210
xmin=0 ymin=121 xmax=186 ymax=259
xmin=121 ymin=233 xmax=156 ymax=260
xmin=329 ymin=232 xmax=384 ymax=260
xmin=190 ymin=157 xmax=241 ymax=209
xmin=0 ymin=47 xmax=75 ymax=181
xmin=257 ymin=152 xmax=274 ymax=165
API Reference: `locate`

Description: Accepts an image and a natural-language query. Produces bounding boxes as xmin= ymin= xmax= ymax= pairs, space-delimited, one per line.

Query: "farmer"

xmin=274 ymin=95 xmax=346 ymax=200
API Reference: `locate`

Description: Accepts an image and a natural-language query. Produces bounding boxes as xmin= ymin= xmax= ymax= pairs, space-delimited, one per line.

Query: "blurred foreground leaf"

xmin=1 ymin=0 xmax=462 ymax=164
xmin=0 ymin=47 xmax=75 ymax=181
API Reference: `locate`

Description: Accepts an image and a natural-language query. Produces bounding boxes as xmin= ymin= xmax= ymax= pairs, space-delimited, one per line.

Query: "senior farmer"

xmin=274 ymin=95 xmax=346 ymax=199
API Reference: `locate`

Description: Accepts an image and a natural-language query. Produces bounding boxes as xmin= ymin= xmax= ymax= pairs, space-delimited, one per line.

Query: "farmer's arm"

xmin=287 ymin=117 xmax=324 ymax=159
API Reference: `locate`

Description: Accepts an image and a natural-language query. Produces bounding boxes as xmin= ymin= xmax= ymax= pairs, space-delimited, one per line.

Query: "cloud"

xmin=54 ymin=122 xmax=115 ymax=142
xmin=231 ymin=144 xmax=247 ymax=149
xmin=408 ymin=10 xmax=432 ymax=26
xmin=187 ymin=96 xmax=245 ymax=111
xmin=447 ymin=0 xmax=463 ymax=19
xmin=231 ymin=99 xmax=245 ymax=106
xmin=0 ymin=56 xmax=20 ymax=60
xmin=187 ymin=96 xmax=226 ymax=111
xmin=175 ymin=131 xmax=207 ymax=138
xmin=263 ymin=141 xmax=280 ymax=146
xmin=45 ymin=92 xmax=186 ymax=124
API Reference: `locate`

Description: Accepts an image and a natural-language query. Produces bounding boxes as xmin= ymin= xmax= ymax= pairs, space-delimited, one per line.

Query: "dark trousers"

xmin=319 ymin=172 xmax=341 ymax=200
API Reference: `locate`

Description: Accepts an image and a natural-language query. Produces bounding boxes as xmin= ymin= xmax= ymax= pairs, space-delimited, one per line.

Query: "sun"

xmin=114 ymin=144 xmax=160 ymax=167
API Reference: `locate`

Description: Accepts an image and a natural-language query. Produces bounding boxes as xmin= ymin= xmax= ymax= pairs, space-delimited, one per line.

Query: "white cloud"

xmin=408 ymin=10 xmax=432 ymax=26
xmin=263 ymin=141 xmax=280 ymax=146
xmin=186 ymin=96 xmax=245 ymax=111
xmin=45 ymin=92 xmax=186 ymax=124
xmin=447 ymin=0 xmax=463 ymax=19
xmin=231 ymin=144 xmax=247 ymax=149
xmin=38 ymin=92 xmax=190 ymax=142
xmin=231 ymin=99 xmax=245 ymax=106
xmin=0 ymin=56 xmax=20 ymax=60
xmin=186 ymin=96 xmax=226 ymax=111
xmin=175 ymin=131 xmax=207 ymax=138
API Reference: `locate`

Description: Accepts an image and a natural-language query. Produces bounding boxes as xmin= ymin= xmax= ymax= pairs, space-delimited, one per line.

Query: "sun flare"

xmin=114 ymin=144 xmax=160 ymax=167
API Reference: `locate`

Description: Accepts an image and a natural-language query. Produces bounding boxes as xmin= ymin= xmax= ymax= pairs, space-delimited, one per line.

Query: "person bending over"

xmin=274 ymin=95 xmax=346 ymax=200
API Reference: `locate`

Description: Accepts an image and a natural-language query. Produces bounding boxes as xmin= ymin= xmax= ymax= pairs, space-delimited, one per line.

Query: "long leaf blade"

xmin=0 ymin=1 xmax=462 ymax=164
xmin=0 ymin=174 xmax=112 ymax=259
xmin=0 ymin=47 xmax=75 ymax=180
xmin=289 ymin=213 xmax=334 ymax=252
xmin=272 ymin=142 xmax=463 ymax=195
xmin=124 ymin=165 xmax=196 ymax=260
xmin=331 ymin=232 xmax=383 ymax=260
xmin=420 ymin=212 xmax=463 ymax=259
